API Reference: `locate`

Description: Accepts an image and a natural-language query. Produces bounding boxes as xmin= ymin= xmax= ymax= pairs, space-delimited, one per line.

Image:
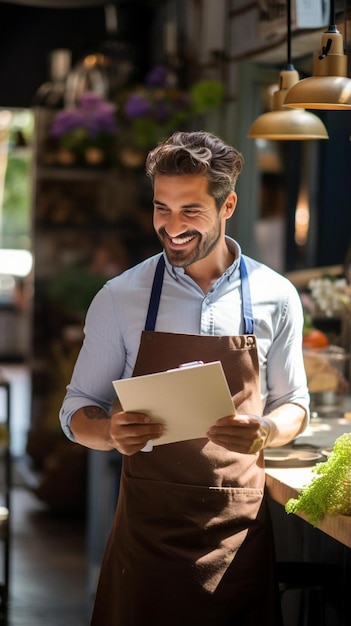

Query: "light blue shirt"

xmin=60 ymin=237 xmax=310 ymax=441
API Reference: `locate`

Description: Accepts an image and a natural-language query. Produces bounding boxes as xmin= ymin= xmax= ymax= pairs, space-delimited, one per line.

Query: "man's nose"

xmin=164 ymin=213 xmax=186 ymax=237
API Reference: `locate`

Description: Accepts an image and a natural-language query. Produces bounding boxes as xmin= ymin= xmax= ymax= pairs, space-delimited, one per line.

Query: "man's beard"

xmin=157 ymin=224 xmax=221 ymax=268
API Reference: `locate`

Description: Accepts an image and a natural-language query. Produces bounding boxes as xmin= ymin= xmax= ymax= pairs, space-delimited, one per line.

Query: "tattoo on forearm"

xmin=83 ymin=406 xmax=110 ymax=421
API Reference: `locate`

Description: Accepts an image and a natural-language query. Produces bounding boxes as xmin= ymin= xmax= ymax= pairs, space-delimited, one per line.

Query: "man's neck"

xmin=184 ymin=246 xmax=235 ymax=294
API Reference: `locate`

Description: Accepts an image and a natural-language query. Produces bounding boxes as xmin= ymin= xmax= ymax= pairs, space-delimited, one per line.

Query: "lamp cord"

xmin=286 ymin=0 xmax=294 ymax=70
xmin=329 ymin=0 xmax=336 ymax=28
xmin=320 ymin=38 xmax=333 ymax=59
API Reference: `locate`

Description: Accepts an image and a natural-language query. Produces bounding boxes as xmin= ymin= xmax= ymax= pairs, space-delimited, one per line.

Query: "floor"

xmin=0 ymin=363 xmax=92 ymax=625
xmin=5 ymin=483 xmax=90 ymax=626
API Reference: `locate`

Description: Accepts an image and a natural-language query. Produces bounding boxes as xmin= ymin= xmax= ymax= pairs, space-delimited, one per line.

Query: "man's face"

xmin=153 ymin=174 xmax=231 ymax=268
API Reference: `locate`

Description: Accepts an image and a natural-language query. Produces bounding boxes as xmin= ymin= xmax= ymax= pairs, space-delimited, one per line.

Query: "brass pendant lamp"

xmin=247 ymin=0 xmax=328 ymax=140
xmin=284 ymin=0 xmax=351 ymax=110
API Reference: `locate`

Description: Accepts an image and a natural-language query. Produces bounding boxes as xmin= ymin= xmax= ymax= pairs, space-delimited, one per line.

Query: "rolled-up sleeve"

xmin=263 ymin=281 xmax=310 ymax=429
xmin=59 ymin=283 xmax=127 ymax=441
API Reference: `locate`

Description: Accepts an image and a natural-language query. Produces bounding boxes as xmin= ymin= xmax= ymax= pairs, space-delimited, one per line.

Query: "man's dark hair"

xmin=145 ymin=131 xmax=244 ymax=209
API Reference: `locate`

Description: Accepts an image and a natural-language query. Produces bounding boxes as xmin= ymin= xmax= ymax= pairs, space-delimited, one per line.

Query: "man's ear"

xmin=223 ymin=192 xmax=237 ymax=219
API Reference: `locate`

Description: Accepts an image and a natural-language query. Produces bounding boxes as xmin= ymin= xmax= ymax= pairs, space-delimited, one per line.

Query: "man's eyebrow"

xmin=153 ymin=198 xmax=204 ymax=209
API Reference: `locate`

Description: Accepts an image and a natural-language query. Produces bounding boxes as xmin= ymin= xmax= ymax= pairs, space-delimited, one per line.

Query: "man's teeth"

xmin=171 ymin=236 xmax=194 ymax=244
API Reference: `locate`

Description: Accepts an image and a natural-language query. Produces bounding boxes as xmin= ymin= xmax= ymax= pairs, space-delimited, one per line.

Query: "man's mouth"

xmin=169 ymin=235 xmax=196 ymax=245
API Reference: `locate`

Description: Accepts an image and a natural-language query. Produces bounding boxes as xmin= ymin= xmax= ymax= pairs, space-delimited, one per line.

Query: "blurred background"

xmin=0 ymin=0 xmax=350 ymax=624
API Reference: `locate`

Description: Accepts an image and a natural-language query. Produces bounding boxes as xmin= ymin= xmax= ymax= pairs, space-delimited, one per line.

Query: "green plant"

xmin=117 ymin=66 xmax=225 ymax=151
xmin=2 ymin=110 xmax=33 ymax=248
xmin=47 ymin=263 xmax=108 ymax=316
xmin=285 ymin=433 xmax=351 ymax=525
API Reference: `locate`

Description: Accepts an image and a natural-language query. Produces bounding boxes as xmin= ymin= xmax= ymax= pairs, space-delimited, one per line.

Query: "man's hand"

xmin=110 ymin=410 xmax=164 ymax=456
xmin=207 ymin=414 xmax=273 ymax=454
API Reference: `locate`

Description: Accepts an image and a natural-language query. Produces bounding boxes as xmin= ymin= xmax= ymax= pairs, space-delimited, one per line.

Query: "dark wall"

xmin=283 ymin=111 xmax=351 ymax=271
xmin=0 ymin=1 xmax=154 ymax=107
xmin=315 ymin=110 xmax=351 ymax=267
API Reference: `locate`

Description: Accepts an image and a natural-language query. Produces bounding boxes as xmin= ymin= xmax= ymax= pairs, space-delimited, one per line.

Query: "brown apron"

xmin=91 ymin=257 xmax=283 ymax=626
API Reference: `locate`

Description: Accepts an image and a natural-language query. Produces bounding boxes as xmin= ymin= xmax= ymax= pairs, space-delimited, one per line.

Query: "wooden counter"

xmin=265 ymin=466 xmax=351 ymax=548
xmin=265 ymin=412 xmax=351 ymax=548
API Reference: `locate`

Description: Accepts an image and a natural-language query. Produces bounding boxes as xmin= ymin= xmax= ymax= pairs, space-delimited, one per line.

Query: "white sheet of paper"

xmin=113 ymin=361 xmax=235 ymax=446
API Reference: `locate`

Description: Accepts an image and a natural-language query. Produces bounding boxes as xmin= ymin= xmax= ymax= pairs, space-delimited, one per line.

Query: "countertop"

xmin=265 ymin=410 xmax=351 ymax=548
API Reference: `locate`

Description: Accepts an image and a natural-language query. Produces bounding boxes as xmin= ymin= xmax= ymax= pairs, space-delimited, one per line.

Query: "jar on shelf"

xmin=33 ymin=48 xmax=71 ymax=110
xmin=32 ymin=49 xmax=72 ymax=165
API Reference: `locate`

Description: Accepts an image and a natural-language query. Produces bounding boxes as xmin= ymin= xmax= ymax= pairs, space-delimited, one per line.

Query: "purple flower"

xmin=50 ymin=92 xmax=117 ymax=138
xmin=145 ymin=66 xmax=168 ymax=88
xmin=90 ymin=104 xmax=117 ymax=134
xmin=78 ymin=92 xmax=103 ymax=110
xmin=50 ymin=109 xmax=84 ymax=136
xmin=124 ymin=93 xmax=153 ymax=119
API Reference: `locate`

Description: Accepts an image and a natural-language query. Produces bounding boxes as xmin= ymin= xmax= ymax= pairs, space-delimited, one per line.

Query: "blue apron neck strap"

xmin=239 ymin=256 xmax=254 ymax=335
xmin=145 ymin=255 xmax=165 ymax=331
xmin=145 ymin=254 xmax=254 ymax=335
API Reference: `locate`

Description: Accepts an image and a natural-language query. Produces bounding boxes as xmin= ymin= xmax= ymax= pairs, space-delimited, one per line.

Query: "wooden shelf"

xmin=36 ymin=164 xmax=117 ymax=182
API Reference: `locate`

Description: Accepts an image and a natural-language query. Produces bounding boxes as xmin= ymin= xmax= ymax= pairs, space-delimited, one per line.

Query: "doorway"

xmin=0 ymin=108 xmax=33 ymax=456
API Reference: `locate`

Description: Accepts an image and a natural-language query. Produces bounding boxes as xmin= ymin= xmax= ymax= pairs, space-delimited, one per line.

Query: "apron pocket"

xmin=117 ymin=477 xmax=265 ymax=594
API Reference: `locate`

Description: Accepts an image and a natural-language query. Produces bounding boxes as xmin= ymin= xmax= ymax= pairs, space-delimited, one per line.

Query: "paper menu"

xmin=112 ymin=360 xmax=235 ymax=446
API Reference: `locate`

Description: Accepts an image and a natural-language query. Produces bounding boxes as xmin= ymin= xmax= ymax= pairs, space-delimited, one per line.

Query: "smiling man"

xmin=59 ymin=131 xmax=309 ymax=626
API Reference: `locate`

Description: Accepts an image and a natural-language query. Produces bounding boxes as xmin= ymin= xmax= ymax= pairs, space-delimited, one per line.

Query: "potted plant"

xmin=50 ymin=92 xmax=117 ymax=167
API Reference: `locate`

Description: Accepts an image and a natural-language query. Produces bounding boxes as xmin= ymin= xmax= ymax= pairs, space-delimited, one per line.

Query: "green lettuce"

xmin=285 ymin=433 xmax=351 ymax=525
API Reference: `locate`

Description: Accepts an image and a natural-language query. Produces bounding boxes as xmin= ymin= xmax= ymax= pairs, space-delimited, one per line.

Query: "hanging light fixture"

xmin=247 ymin=0 xmax=328 ymax=140
xmin=284 ymin=0 xmax=351 ymax=109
